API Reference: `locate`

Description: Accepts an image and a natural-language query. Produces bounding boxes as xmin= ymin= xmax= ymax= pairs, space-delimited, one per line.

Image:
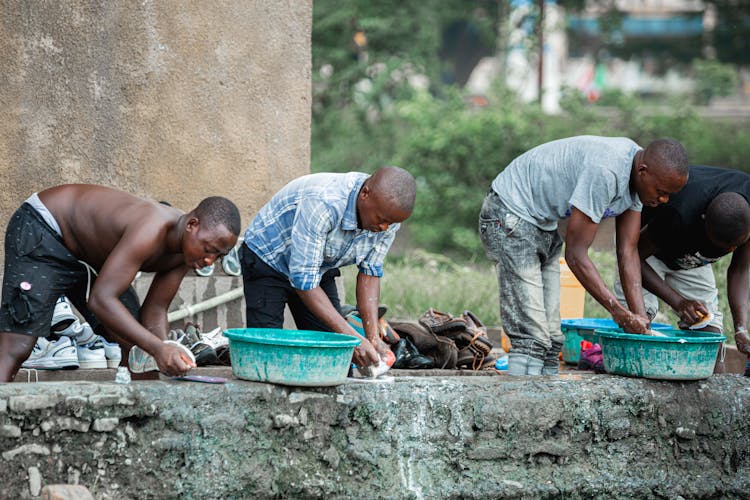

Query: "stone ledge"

xmin=0 ymin=375 xmax=748 ymax=498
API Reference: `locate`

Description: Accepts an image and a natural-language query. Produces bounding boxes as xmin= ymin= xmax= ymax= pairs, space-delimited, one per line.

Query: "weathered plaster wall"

xmin=0 ymin=0 xmax=311 ymax=262
xmin=1 ymin=375 xmax=749 ymax=498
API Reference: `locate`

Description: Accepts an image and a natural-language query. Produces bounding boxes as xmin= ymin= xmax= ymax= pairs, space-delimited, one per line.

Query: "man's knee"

xmin=0 ymin=332 xmax=37 ymax=382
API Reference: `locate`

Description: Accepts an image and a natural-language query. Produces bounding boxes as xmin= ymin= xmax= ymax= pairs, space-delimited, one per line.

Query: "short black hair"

xmin=194 ymin=196 xmax=241 ymax=235
xmin=644 ymin=138 xmax=689 ymax=178
xmin=372 ymin=166 xmax=417 ymax=213
xmin=705 ymin=192 xmax=750 ymax=247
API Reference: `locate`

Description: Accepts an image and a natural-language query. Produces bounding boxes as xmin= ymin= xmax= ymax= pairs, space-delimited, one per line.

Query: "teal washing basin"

xmin=224 ymin=328 xmax=360 ymax=387
xmin=560 ymin=318 xmax=672 ymax=364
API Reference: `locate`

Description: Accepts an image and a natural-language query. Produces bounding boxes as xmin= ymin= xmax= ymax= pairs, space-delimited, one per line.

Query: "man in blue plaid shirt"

xmin=240 ymin=166 xmax=416 ymax=367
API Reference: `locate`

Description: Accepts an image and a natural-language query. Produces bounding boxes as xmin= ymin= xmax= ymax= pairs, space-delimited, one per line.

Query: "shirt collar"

xmin=342 ymin=176 xmax=367 ymax=231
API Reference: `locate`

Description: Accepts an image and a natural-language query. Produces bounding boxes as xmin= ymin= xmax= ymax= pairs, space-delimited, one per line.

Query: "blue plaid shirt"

xmin=244 ymin=172 xmax=400 ymax=290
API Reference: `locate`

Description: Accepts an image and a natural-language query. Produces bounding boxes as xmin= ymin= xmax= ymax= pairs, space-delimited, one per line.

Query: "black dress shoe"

xmin=392 ymin=338 xmax=434 ymax=369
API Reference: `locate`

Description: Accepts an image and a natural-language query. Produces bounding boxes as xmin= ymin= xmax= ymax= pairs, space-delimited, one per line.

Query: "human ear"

xmin=185 ymin=217 xmax=200 ymax=233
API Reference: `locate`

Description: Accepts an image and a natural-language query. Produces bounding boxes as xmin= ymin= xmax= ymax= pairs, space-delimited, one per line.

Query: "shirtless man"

xmin=0 ymin=184 xmax=240 ymax=382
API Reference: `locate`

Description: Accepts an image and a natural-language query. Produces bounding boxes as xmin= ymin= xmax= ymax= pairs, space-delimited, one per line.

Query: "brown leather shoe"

xmin=390 ymin=320 xmax=458 ymax=369
xmin=418 ymin=308 xmax=467 ymax=334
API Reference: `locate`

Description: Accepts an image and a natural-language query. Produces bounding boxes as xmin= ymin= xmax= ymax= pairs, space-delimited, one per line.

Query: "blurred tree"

xmin=312 ymin=1 xmax=499 ymax=113
xmin=709 ymin=0 xmax=750 ymax=64
xmin=693 ymin=58 xmax=739 ymax=104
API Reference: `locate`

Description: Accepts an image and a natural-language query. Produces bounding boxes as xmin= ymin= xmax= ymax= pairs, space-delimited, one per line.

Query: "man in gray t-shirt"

xmin=479 ymin=136 xmax=689 ymax=376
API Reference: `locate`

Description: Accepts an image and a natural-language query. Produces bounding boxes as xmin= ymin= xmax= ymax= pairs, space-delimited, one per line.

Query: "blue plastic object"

xmin=560 ymin=318 xmax=672 ymax=364
xmin=495 ymin=355 xmax=509 ymax=371
xmin=224 ymin=328 xmax=360 ymax=387
xmin=596 ymin=329 xmax=725 ymax=380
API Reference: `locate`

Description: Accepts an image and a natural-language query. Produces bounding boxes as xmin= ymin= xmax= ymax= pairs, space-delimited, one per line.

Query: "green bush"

xmin=693 ymin=58 xmax=739 ymax=104
xmin=313 ymin=84 xmax=750 ymax=260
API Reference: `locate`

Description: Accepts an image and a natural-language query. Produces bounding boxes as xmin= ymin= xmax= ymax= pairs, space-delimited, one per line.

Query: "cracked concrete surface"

xmin=1 ymin=374 xmax=748 ymax=498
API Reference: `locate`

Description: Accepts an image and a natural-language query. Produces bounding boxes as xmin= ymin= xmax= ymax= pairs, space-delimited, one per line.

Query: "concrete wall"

xmin=0 ymin=0 xmax=312 ymax=259
xmin=1 ymin=375 xmax=748 ymax=498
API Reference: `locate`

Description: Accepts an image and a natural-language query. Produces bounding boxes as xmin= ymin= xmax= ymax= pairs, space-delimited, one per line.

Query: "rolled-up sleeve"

xmin=357 ymin=224 xmax=399 ymax=277
xmin=288 ymin=199 xmax=335 ymax=290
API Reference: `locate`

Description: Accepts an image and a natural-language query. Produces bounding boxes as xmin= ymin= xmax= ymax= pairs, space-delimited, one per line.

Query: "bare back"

xmin=38 ymin=184 xmax=185 ymax=273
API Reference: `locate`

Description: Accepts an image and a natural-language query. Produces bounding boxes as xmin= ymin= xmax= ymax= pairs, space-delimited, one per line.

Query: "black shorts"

xmin=0 ymin=203 xmax=140 ymax=338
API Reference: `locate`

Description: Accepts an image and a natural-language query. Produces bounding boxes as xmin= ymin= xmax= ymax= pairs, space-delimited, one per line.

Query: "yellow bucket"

xmin=559 ymin=258 xmax=585 ymax=319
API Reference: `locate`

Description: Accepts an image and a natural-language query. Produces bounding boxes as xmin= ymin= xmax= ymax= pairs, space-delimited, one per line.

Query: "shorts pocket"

xmin=5 ymin=288 xmax=33 ymax=325
xmin=13 ymin=220 xmax=44 ymax=257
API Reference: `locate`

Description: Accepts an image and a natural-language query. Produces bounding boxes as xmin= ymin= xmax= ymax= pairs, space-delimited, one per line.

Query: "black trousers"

xmin=239 ymin=244 xmax=341 ymax=332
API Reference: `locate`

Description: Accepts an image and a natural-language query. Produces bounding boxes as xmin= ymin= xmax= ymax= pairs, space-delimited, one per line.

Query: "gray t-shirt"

xmin=491 ymin=135 xmax=643 ymax=231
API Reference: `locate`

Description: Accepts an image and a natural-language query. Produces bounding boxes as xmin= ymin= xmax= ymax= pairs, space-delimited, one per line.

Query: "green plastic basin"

xmin=597 ymin=329 xmax=725 ymax=380
xmin=224 ymin=328 xmax=360 ymax=387
xmin=560 ymin=318 xmax=671 ymax=365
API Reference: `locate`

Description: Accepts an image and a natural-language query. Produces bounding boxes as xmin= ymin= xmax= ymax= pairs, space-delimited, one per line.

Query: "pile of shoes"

xmin=195 ymin=244 xmax=242 ymax=277
xmin=422 ymin=309 xmax=495 ymax=370
xmin=168 ymin=323 xmax=230 ymax=367
xmin=129 ymin=322 xmax=230 ymax=373
xmin=342 ymin=304 xmax=434 ymax=369
xmin=387 ymin=320 xmax=451 ymax=369
xmin=22 ymin=297 xmax=122 ymax=371
xmin=391 ymin=308 xmax=503 ymax=371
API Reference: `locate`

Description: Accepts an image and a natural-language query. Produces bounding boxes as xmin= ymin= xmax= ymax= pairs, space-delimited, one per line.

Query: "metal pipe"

xmin=167 ymin=287 xmax=244 ymax=323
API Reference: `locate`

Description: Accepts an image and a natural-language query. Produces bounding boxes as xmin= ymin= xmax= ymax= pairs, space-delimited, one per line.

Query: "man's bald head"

xmin=356 ymin=166 xmax=415 ymax=233
xmin=366 ymin=166 xmax=417 ymax=214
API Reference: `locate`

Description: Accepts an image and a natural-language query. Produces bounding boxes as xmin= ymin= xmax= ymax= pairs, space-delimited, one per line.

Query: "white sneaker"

xmin=221 ymin=246 xmax=241 ymax=276
xmin=50 ymin=296 xmax=78 ymax=332
xmin=128 ymin=340 xmax=195 ymax=373
xmin=194 ymin=262 xmax=215 ymax=277
xmin=201 ymin=327 xmax=228 ymax=350
xmin=100 ymin=337 xmax=122 ymax=368
xmin=56 ymin=319 xmax=97 ymax=346
xmin=22 ymin=337 xmax=80 ymax=370
xmin=76 ymin=338 xmax=108 ymax=369
xmin=128 ymin=345 xmax=158 ymax=373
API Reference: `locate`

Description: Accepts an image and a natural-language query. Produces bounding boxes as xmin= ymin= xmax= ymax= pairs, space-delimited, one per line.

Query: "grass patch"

xmin=339 ymin=248 xmax=736 ymax=344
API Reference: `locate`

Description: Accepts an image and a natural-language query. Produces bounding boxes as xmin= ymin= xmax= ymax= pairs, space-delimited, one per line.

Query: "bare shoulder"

xmin=42 ymin=184 xmax=174 ymax=226
xmin=38 ymin=185 xmax=182 ymax=264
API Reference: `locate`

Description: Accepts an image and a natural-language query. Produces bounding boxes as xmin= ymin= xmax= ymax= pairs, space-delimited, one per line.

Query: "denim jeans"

xmin=479 ymin=190 xmax=564 ymax=363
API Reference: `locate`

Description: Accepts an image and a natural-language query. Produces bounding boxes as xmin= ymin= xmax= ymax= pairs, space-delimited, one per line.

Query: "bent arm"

xmin=565 ymin=207 xmax=647 ymax=332
xmin=140 ymin=266 xmax=189 ymax=340
xmin=87 ymin=247 xmax=164 ymax=355
xmin=615 ymin=209 xmax=647 ymax=318
xmin=296 ymin=286 xmax=359 ymax=337
xmin=296 ymin=286 xmax=380 ymax=366
xmin=639 ymin=227 xmax=709 ymax=324
xmin=728 ymin=242 xmax=750 ymax=333
xmin=86 ymin=226 xmax=193 ymax=375
xmin=355 ymin=273 xmax=386 ymax=354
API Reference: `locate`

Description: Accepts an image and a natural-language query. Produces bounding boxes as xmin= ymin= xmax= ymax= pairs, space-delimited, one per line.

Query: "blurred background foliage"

xmin=312 ymin=0 xmax=750 ymax=258
xmin=312 ymin=1 xmax=749 ymax=334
